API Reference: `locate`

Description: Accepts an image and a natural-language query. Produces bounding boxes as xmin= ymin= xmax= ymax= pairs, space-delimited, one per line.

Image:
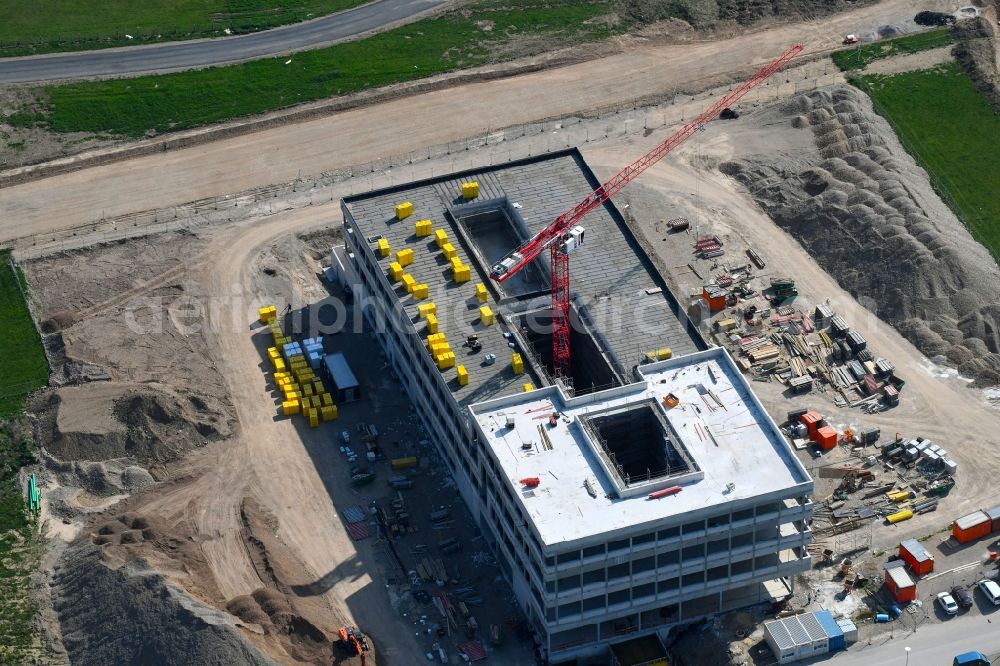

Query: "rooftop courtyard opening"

xmin=455 ymin=204 xmax=549 ymax=299
xmin=514 ymin=306 xmax=621 ymax=396
xmin=582 ymin=401 xmax=695 ymax=488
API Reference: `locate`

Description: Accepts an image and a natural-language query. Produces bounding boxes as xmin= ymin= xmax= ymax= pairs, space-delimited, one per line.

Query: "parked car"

xmin=952 ymin=585 xmax=974 ymax=609
xmin=978 ymin=579 xmax=1000 ymax=605
xmin=937 ymin=591 xmax=959 ymax=615
xmin=954 ymin=651 xmax=991 ymax=666
xmin=340 ymin=430 xmax=351 ymax=444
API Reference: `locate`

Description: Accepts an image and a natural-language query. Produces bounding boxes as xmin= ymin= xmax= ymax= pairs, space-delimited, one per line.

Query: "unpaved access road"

xmin=0 ymin=0 xmax=954 ymax=242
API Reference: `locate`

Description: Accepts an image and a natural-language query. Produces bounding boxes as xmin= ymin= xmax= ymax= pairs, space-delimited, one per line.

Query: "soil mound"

xmin=53 ymin=542 xmax=274 ymax=666
xmin=33 ymin=383 xmax=233 ymax=465
xmin=721 ymin=86 xmax=1000 ymax=385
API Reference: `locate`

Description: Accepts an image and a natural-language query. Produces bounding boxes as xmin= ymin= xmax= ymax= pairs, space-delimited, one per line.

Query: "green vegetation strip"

xmin=851 ymin=63 xmax=1000 ymax=259
xmin=0 ymin=253 xmax=44 ymax=662
xmin=0 ymin=251 xmax=48 ymax=419
xmin=32 ymin=0 xmax=620 ymax=138
xmin=0 ymin=0 xmax=369 ymax=57
xmin=0 ymin=426 xmax=40 ymax=664
xmin=832 ymin=28 xmax=954 ymax=72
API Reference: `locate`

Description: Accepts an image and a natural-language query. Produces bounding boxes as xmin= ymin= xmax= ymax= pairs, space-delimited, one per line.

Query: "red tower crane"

xmin=491 ymin=44 xmax=804 ymax=381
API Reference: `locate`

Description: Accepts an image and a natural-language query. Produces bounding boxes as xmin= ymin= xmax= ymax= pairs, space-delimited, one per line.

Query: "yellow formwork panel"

xmin=273 ymin=358 xmax=286 ymax=372
xmin=303 ymin=384 xmax=314 ymax=396
xmin=426 ymin=313 xmax=438 ymax=334
xmin=282 ymin=400 xmax=300 ymax=415
xmin=437 ymin=352 xmax=456 ymax=370
xmin=441 ymin=242 xmax=457 ymax=260
xmin=258 ymin=305 xmax=277 ymax=324
xmin=461 ymin=182 xmax=479 ymax=199
xmin=479 ymin=305 xmax=494 ymax=326
xmin=449 ymin=256 xmax=463 ymax=271
xmin=417 ymin=302 xmax=437 ymax=319
xmin=453 ymin=265 xmax=471 ymax=283
xmin=402 ymin=274 xmax=416 ymax=293
xmin=267 ymin=346 xmax=280 ymax=358
xmin=412 ymin=283 xmax=429 ymax=300
xmin=512 ymin=352 xmax=524 ymax=374
xmin=396 ymin=248 xmax=414 ymax=267
xmin=377 ymin=238 xmax=391 ymax=258
xmin=321 ymin=405 xmax=339 ymax=421
xmin=457 ymin=365 xmax=469 ymax=386
xmin=395 ymin=202 xmax=414 ymax=220
xmin=435 ymin=229 xmax=448 ymax=249
xmin=522 ymin=383 xmax=534 ymax=392
xmin=475 ymin=283 xmax=488 ymax=303
xmin=431 ymin=342 xmax=451 ymax=358
xmin=415 ymin=219 xmax=433 ymax=237
xmin=321 ymin=393 xmax=333 ymax=406
xmin=389 ymin=262 xmax=404 ymax=282
xmin=309 ymin=413 xmax=320 ymax=428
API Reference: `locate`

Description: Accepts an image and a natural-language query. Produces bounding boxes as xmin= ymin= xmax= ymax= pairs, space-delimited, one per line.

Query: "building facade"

xmin=338 ymin=153 xmax=813 ymax=663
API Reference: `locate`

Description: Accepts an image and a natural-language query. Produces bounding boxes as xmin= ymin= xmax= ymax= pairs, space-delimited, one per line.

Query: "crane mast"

xmin=493 ymin=44 xmax=804 ymax=381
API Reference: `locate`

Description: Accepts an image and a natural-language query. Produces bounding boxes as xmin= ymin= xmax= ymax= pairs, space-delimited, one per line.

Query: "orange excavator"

xmin=338 ymin=626 xmax=369 ymax=664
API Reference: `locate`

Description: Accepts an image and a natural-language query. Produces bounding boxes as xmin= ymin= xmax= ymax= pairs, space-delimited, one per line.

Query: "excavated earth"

xmin=721 ymin=84 xmax=1000 ymax=385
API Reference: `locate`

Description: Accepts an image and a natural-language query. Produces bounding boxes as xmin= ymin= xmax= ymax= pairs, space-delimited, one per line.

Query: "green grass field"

xmin=832 ymin=28 xmax=953 ymax=72
xmin=851 ymin=63 xmax=1000 ymax=259
xmin=33 ymin=0 xmax=620 ymax=137
xmin=0 ymin=253 xmax=44 ymax=663
xmin=0 ymin=0 xmax=369 ymax=57
xmin=0 ymin=252 xmax=48 ymax=419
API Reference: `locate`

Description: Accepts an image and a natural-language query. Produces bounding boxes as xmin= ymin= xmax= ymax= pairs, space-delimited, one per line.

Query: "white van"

xmin=977 ymin=579 xmax=1000 ymax=605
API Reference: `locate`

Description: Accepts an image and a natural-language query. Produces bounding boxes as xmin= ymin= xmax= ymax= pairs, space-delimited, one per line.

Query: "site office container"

xmin=953 ymin=511 xmax=992 ymax=544
xmin=883 ymin=565 xmax=916 ymax=603
xmin=899 ymin=538 xmax=934 ymax=575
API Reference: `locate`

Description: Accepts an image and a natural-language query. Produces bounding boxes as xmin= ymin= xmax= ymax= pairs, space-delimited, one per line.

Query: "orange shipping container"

xmin=953 ymin=511 xmax=992 ymax=544
xmin=883 ymin=565 xmax=916 ymax=603
xmin=813 ymin=425 xmax=838 ymax=450
xmin=799 ymin=411 xmax=823 ymax=436
xmin=899 ymin=538 xmax=934 ymax=576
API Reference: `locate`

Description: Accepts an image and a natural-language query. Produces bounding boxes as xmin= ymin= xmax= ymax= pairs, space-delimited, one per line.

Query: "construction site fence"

xmin=5 ymin=64 xmax=842 ymax=262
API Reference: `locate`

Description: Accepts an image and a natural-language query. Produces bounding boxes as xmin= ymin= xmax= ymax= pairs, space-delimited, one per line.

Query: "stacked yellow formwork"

xmin=512 ymin=352 xmax=524 ymax=374
xmin=377 ymin=238 xmax=391 ymax=258
xmin=461 ymin=182 xmax=479 ymax=199
xmin=258 ymin=305 xmax=278 ymax=324
xmin=479 ymin=305 xmax=494 ymax=326
xmin=396 ymin=248 xmax=414 ymax=267
xmin=395 ymin=202 xmax=413 ymax=220
xmin=434 ymin=229 xmax=448 ymax=249
xmin=415 ymin=219 xmax=432 ymax=237
xmin=261 ymin=311 xmax=337 ymax=425
xmin=474 ymin=283 xmax=488 ymax=303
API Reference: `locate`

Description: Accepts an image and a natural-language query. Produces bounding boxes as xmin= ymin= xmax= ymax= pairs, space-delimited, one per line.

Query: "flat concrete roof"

xmin=469 ymin=348 xmax=812 ymax=548
xmin=342 ymin=150 xmax=703 ymax=406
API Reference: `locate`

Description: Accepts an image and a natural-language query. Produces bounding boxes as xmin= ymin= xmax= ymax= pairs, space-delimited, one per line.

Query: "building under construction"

xmin=338 ymin=149 xmax=814 ymax=663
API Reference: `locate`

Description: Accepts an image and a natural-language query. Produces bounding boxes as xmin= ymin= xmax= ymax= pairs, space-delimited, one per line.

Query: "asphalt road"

xmin=0 ymin=0 xmax=444 ymax=84
xmin=825 ymin=608 xmax=1000 ymax=665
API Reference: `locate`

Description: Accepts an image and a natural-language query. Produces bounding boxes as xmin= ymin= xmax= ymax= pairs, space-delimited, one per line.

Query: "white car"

xmin=978 ymin=579 xmax=1000 ymax=605
xmin=936 ymin=591 xmax=959 ymax=615
xmin=340 ymin=430 xmax=351 ymax=444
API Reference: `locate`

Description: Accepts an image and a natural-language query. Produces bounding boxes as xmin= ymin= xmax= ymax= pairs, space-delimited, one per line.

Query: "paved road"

xmin=825 ymin=609 xmax=1000 ymax=665
xmin=0 ymin=0 xmax=444 ymax=84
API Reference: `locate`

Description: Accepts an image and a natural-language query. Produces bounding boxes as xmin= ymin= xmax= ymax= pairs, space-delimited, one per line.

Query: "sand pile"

xmin=53 ymin=541 xmax=274 ymax=666
xmin=721 ymin=86 xmax=1000 ymax=385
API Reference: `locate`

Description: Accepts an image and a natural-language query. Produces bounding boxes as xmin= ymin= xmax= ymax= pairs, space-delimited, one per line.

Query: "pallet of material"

xmin=749 ymin=346 xmax=781 ymax=363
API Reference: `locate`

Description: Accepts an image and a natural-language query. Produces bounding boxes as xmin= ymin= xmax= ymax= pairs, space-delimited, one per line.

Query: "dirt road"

xmin=0 ymin=0 xmax=952 ymax=242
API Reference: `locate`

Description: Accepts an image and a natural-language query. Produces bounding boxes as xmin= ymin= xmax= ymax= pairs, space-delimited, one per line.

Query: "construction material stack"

xmin=259 ymin=305 xmax=337 ymax=425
